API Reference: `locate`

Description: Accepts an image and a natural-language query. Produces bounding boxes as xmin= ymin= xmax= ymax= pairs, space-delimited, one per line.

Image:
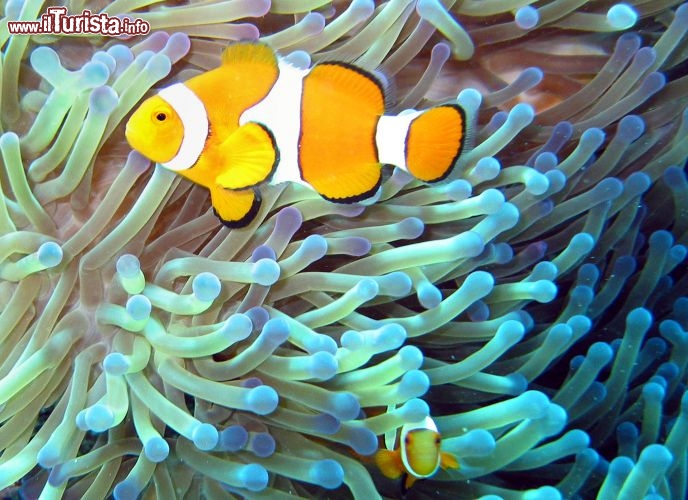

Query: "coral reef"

xmin=1 ymin=0 xmax=687 ymax=498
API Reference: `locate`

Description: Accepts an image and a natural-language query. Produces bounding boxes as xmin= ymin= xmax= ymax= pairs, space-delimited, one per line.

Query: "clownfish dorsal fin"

xmin=440 ymin=450 xmax=460 ymax=470
xmin=215 ymin=122 xmax=279 ymax=190
xmin=308 ymin=62 xmax=385 ymax=115
xmin=372 ymin=68 xmax=396 ymax=110
xmin=221 ymin=42 xmax=278 ymax=70
xmin=209 ymin=186 xmax=261 ymax=228
xmin=375 ymin=449 xmax=404 ymax=480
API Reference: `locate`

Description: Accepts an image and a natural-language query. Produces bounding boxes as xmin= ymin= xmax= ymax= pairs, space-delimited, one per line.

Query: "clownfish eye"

xmin=155 ymin=112 xmax=167 ymax=122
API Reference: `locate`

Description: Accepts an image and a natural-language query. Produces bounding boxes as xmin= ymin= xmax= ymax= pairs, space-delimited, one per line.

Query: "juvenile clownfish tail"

xmin=405 ymin=104 xmax=467 ymax=183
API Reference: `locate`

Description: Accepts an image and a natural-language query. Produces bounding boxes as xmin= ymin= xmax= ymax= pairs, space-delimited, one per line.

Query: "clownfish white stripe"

xmin=158 ymin=83 xmax=209 ymax=172
xmin=375 ymin=111 xmax=422 ymax=172
xmin=240 ymin=61 xmax=309 ymax=187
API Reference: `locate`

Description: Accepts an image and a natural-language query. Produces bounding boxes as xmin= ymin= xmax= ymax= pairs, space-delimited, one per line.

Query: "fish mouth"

xmin=124 ymin=123 xmax=156 ymax=161
xmin=124 ymin=121 xmax=178 ymax=164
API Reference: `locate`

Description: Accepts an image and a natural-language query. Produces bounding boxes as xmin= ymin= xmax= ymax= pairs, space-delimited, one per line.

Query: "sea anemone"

xmin=1 ymin=0 xmax=687 ymax=498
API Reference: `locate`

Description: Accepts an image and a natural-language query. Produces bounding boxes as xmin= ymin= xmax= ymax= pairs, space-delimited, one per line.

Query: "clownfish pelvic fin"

xmin=209 ymin=185 xmax=261 ymax=228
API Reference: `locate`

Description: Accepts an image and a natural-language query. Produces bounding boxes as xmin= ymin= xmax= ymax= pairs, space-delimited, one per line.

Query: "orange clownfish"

xmin=125 ymin=42 xmax=468 ymax=227
xmin=375 ymin=416 xmax=459 ymax=491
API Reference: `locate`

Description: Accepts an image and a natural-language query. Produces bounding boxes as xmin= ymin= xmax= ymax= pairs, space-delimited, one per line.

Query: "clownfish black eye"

xmin=156 ymin=112 xmax=167 ymax=122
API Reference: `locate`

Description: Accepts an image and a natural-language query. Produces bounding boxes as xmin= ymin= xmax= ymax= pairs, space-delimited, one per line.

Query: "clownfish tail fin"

xmin=406 ymin=104 xmax=467 ymax=182
xmin=375 ymin=449 xmax=404 ymax=480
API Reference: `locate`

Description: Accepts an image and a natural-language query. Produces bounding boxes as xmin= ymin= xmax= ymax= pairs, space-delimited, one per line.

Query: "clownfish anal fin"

xmin=375 ymin=449 xmax=404 ymax=480
xmin=310 ymin=163 xmax=382 ymax=203
xmin=210 ymin=186 xmax=261 ymax=228
xmin=221 ymin=42 xmax=278 ymax=69
xmin=440 ymin=451 xmax=460 ymax=470
xmin=215 ymin=122 xmax=279 ymax=190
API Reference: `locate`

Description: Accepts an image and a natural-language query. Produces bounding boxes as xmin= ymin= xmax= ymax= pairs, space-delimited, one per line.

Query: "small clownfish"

xmin=125 ymin=42 xmax=469 ymax=228
xmin=375 ymin=416 xmax=459 ymax=491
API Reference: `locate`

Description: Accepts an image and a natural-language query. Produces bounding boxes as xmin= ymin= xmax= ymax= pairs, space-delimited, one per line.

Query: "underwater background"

xmin=1 ymin=0 xmax=688 ymax=498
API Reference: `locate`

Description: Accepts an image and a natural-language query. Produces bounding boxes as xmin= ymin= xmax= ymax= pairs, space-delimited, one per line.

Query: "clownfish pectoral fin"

xmin=440 ymin=451 xmax=460 ymax=470
xmin=309 ymin=162 xmax=382 ymax=203
xmin=405 ymin=104 xmax=466 ymax=183
xmin=215 ymin=122 xmax=279 ymax=190
xmin=209 ymin=186 xmax=261 ymax=228
xmin=375 ymin=449 xmax=404 ymax=480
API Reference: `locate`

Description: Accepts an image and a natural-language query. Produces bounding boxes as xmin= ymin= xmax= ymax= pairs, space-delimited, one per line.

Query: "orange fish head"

xmin=401 ymin=429 xmax=442 ymax=478
xmin=125 ymin=95 xmax=184 ymax=163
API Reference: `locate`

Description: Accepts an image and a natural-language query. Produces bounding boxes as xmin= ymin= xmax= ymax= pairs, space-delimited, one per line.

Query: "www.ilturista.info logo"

xmin=8 ymin=7 xmax=150 ymax=36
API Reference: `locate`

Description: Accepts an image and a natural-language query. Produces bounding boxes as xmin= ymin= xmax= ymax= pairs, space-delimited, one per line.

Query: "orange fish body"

xmin=375 ymin=416 xmax=459 ymax=490
xmin=126 ymin=42 xmax=468 ymax=227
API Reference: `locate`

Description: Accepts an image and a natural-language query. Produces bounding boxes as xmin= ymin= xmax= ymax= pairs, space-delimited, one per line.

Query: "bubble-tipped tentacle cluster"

xmin=1 ymin=1 xmax=688 ymax=499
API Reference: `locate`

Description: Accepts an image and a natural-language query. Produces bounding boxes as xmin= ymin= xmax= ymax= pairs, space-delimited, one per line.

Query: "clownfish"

xmin=125 ymin=42 xmax=468 ymax=227
xmin=375 ymin=416 xmax=459 ymax=491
